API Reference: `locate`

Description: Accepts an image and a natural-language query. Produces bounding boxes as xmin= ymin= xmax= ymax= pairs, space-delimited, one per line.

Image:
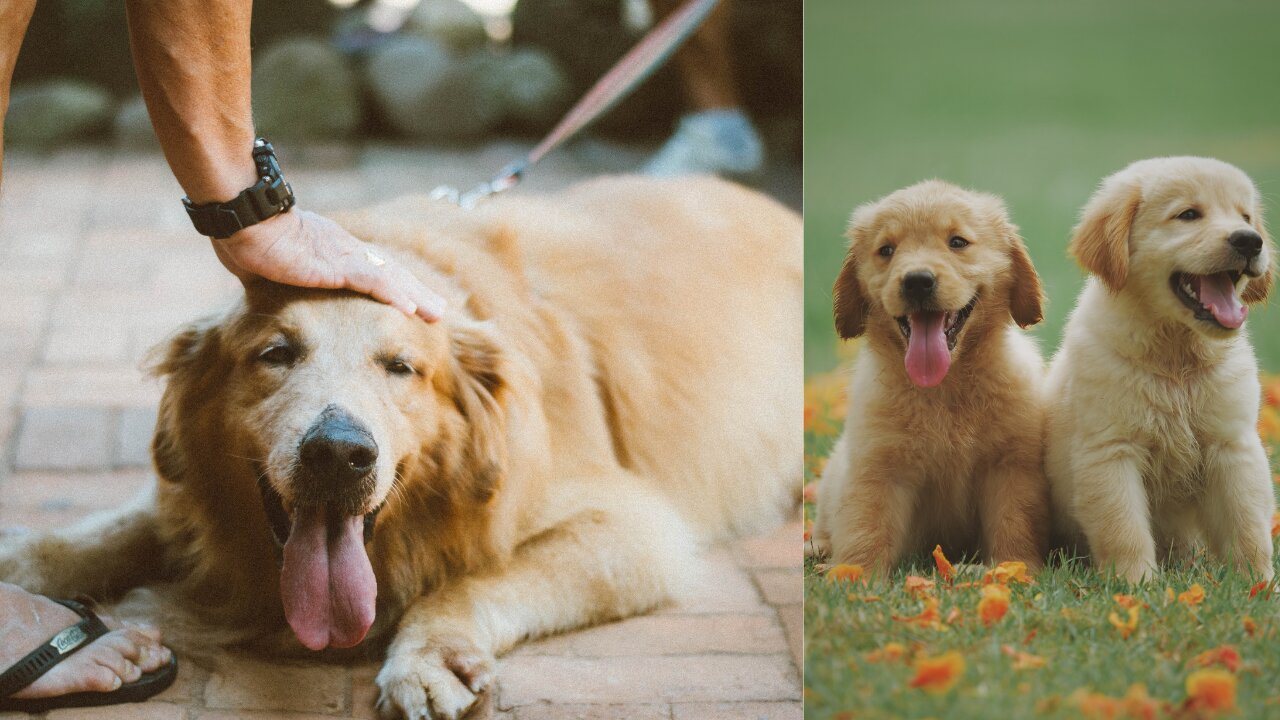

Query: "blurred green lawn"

xmin=805 ymin=0 xmax=1280 ymax=376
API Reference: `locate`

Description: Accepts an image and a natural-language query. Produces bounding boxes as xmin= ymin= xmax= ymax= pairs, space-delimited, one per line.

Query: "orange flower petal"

xmin=1178 ymin=583 xmax=1206 ymax=607
xmin=1123 ymin=684 xmax=1160 ymax=720
xmin=1186 ymin=668 xmax=1237 ymax=712
xmin=1001 ymin=644 xmax=1047 ymax=670
xmin=1248 ymin=580 xmax=1270 ymax=600
xmin=1190 ymin=646 xmax=1241 ymax=673
xmin=1113 ymin=593 xmax=1139 ymax=608
xmin=1108 ymin=606 xmax=1140 ymax=639
xmin=903 ymin=575 xmax=935 ymax=598
xmin=978 ymin=583 xmax=1011 ymax=626
xmin=983 ymin=561 xmax=1032 ymax=586
xmin=892 ymin=596 xmax=945 ymax=630
xmin=865 ymin=641 xmax=908 ymax=664
xmin=826 ymin=564 xmax=864 ymax=585
xmin=1243 ymin=616 xmax=1258 ymax=637
xmin=932 ymin=545 xmax=955 ymax=584
xmin=907 ymin=650 xmax=965 ymax=694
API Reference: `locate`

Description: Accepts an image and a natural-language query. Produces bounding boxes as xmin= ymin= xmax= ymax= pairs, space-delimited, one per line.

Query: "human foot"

xmin=0 ymin=583 xmax=172 ymax=700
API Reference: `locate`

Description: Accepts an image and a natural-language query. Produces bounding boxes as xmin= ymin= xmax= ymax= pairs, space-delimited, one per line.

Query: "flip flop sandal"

xmin=0 ymin=598 xmax=178 ymax=713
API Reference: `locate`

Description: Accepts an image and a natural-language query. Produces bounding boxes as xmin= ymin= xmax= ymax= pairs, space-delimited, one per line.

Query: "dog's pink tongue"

xmin=904 ymin=311 xmax=951 ymax=388
xmin=280 ymin=507 xmax=376 ymax=651
xmin=1197 ymin=272 xmax=1248 ymax=329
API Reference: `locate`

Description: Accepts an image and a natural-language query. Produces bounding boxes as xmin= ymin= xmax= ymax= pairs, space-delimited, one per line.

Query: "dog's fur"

xmin=0 ymin=176 xmax=801 ymax=719
xmin=808 ymin=180 xmax=1049 ymax=572
xmin=1046 ymin=157 xmax=1275 ymax=583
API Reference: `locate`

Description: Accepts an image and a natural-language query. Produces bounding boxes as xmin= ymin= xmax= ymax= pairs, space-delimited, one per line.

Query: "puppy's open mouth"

xmin=894 ymin=295 xmax=977 ymax=388
xmin=255 ymin=466 xmax=382 ymax=652
xmin=1170 ymin=271 xmax=1247 ymax=330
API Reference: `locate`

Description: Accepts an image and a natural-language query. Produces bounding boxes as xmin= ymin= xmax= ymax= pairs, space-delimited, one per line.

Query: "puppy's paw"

xmin=376 ymin=640 xmax=495 ymax=720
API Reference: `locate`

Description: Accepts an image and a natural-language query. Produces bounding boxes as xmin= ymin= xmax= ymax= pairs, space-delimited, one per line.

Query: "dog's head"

xmin=151 ymin=280 xmax=507 ymax=651
xmin=1070 ymin=156 xmax=1273 ymax=337
xmin=834 ymin=179 xmax=1043 ymax=388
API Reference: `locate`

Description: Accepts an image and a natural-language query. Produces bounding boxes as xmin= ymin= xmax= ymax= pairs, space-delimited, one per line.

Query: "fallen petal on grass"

xmin=1109 ymin=606 xmax=1140 ymax=639
xmin=1243 ymin=616 xmax=1258 ymax=637
xmin=978 ymin=583 xmax=1012 ymax=626
xmin=1178 ymin=583 xmax=1206 ymax=607
xmin=907 ymin=650 xmax=965 ymax=694
xmin=1190 ymin=646 xmax=1241 ymax=673
xmin=826 ymin=563 xmax=864 ymax=585
xmin=984 ymin=561 xmax=1033 ymax=586
xmin=864 ymin=642 xmax=908 ymax=664
xmin=1001 ymin=644 xmax=1047 ymax=670
xmin=903 ymin=575 xmax=935 ymax=597
xmin=932 ymin=545 xmax=955 ymax=584
xmin=1185 ymin=668 xmax=1237 ymax=713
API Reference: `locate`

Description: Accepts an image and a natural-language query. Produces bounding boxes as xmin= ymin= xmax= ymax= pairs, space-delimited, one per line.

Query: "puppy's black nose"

xmin=1229 ymin=229 xmax=1263 ymax=259
xmin=299 ymin=408 xmax=378 ymax=484
xmin=902 ymin=271 xmax=937 ymax=302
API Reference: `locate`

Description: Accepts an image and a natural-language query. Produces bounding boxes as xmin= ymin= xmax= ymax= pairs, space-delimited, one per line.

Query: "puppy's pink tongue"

xmin=1196 ymin=272 xmax=1247 ymax=329
xmin=904 ymin=311 xmax=951 ymax=388
xmin=280 ymin=507 xmax=377 ymax=651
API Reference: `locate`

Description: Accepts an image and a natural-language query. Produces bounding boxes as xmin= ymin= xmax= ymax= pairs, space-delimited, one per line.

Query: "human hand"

xmin=211 ymin=209 xmax=445 ymax=321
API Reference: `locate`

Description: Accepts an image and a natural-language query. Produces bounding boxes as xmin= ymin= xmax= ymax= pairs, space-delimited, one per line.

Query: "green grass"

xmin=802 ymin=370 xmax=1280 ymax=719
xmin=804 ymin=0 xmax=1280 ymax=376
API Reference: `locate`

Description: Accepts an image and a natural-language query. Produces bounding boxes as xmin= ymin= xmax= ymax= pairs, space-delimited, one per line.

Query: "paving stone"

xmin=22 ymin=367 xmax=162 ymax=407
xmin=43 ymin=326 xmax=131 ymax=363
xmin=672 ymin=701 xmax=802 ymax=720
xmin=0 ymin=470 xmax=151 ymax=531
xmin=204 ymin=656 xmax=349 ymax=714
xmin=733 ymin=519 xmax=803 ymax=569
xmin=515 ymin=703 xmax=670 ymax=719
xmin=498 ymin=655 xmax=798 ymax=707
xmin=776 ymin=604 xmax=802 ymax=671
xmin=13 ymin=406 xmax=114 ymax=470
xmin=46 ymin=703 xmax=189 ymax=720
xmin=512 ymin=613 xmax=787 ymax=657
xmin=752 ymin=569 xmax=802 ymax=606
xmin=116 ymin=406 xmax=158 ymax=467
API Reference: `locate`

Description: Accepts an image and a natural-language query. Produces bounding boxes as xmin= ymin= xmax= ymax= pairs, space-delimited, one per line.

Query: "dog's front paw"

xmin=376 ymin=640 xmax=495 ymax=720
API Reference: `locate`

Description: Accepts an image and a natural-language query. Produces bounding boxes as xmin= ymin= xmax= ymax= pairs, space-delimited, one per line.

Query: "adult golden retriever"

xmin=1046 ymin=157 xmax=1275 ymax=583
xmin=808 ymin=180 xmax=1049 ymax=572
xmin=0 ymin=176 xmax=801 ymax=719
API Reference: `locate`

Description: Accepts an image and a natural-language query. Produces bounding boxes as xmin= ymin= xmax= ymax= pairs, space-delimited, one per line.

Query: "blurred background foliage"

xmin=7 ymin=0 xmax=799 ymax=155
xmin=805 ymin=0 xmax=1280 ymax=375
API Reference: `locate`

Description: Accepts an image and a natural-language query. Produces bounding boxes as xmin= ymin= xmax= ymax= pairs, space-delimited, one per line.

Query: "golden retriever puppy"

xmin=1046 ymin=157 xmax=1275 ymax=583
xmin=809 ymin=180 xmax=1049 ymax=572
xmin=0 ymin=176 xmax=801 ymax=720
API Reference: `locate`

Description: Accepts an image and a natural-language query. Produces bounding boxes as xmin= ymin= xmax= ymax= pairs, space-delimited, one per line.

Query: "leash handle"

xmin=436 ymin=0 xmax=721 ymax=207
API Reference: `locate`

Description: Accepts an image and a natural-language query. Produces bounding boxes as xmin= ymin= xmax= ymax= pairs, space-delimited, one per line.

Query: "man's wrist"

xmin=184 ymin=138 xmax=296 ymax=240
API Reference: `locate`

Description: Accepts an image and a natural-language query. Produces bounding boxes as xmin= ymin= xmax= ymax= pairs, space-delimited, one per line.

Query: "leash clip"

xmin=431 ymin=161 xmax=527 ymax=210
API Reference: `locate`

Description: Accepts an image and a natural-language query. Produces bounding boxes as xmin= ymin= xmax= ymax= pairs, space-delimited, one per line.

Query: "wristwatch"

xmin=183 ymin=138 xmax=296 ymax=239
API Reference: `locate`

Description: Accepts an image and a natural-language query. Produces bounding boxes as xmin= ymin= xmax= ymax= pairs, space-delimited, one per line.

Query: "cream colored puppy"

xmin=1047 ymin=157 xmax=1275 ymax=583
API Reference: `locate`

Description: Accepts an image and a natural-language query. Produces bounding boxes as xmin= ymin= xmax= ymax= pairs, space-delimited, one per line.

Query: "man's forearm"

xmin=125 ymin=0 xmax=259 ymax=204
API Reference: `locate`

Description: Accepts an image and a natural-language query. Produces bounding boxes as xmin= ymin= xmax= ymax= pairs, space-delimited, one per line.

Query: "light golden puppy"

xmin=0 ymin=176 xmax=801 ymax=720
xmin=1046 ymin=156 xmax=1276 ymax=583
xmin=809 ymin=180 xmax=1049 ymax=572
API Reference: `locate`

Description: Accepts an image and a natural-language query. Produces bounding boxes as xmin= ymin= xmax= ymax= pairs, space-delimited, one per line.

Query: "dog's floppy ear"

xmin=1007 ymin=232 xmax=1045 ymax=328
xmin=146 ymin=316 xmax=226 ymax=485
xmin=1243 ymin=213 xmax=1274 ymax=304
xmin=1069 ymin=177 xmax=1141 ymax=292
xmin=446 ymin=320 xmax=508 ymax=503
xmin=834 ymin=202 xmax=881 ymax=339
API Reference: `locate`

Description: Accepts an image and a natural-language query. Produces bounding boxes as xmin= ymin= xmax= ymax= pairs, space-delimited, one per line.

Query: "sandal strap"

xmin=0 ymin=599 xmax=110 ymax=699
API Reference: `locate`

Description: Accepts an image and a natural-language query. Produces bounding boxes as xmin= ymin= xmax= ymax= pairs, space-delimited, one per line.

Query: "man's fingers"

xmin=344 ymin=252 xmax=445 ymax=322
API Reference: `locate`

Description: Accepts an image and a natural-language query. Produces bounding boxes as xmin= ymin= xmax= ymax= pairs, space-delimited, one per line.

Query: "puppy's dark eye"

xmin=383 ymin=358 xmax=417 ymax=376
xmin=1176 ymin=208 xmax=1202 ymax=221
xmin=948 ymin=236 xmax=969 ymax=249
xmin=1243 ymin=213 xmax=1252 ymax=223
xmin=877 ymin=245 xmax=895 ymax=258
xmin=257 ymin=344 xmax=297 ymax=367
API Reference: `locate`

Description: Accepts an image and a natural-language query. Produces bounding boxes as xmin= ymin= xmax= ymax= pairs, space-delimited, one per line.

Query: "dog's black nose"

xmin=1229 ymin=229 xmax=1263 ymax=259
xmin=902 ymin=271 xmax=937 ymax=301
xmin=299 ymin=408 xmax=378 ymax=484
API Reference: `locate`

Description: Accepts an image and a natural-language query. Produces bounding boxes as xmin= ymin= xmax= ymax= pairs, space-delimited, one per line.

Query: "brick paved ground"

xmin=0 ymin=143 xmax=802 ymax=720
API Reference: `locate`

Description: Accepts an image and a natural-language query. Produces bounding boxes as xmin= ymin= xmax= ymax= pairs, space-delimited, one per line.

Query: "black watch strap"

xmin=183 ymin=138 xmax=296 ymax=240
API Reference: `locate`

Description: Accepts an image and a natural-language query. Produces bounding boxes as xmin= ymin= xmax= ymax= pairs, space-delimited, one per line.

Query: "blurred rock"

xmin=496 ymin=48 xmax=572 ymax=130
xmin=252 ymin=36 xmax=362 ymax=141
xmin=404 ymin=0 xmax=489 ymax=51
xmin=365 ymin=36 xmax=504 ymax=141
xmin=113 ymin=95 xmax=156 ymax=148
xmin=5 ymin=80 xmax=114 ymax=148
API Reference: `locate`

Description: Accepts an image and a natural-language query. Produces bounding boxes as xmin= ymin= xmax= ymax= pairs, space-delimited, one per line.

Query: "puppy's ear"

xmin=147 ymin=316 xmax=228 ymax=487
xmin=1007 ymin=233 xmax=1045 ymax=328
xmin=834 ymin=202 xmax=880 ymax=339
xmin=1243 ymin=215 xmax=1274 ymax=304
xmin=147 ymin=316 xmax=222 ymax=378
xmin=1069 ymin=179 xmax=1141 ymax=292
